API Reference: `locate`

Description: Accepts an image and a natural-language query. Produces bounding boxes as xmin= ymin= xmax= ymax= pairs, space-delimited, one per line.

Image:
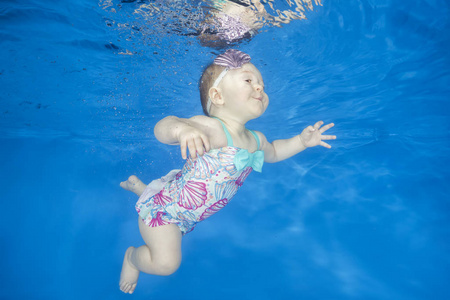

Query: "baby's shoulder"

xmin=248 ymin=129 xmax=266 ymax=139
xmin=188 ymin=115 xmax=221 ymax=129
xmin=188 ymin=115 xmax=215 ymax=124
xmin=248 ymin=129 xmax=269 ymax=146
xmin=187 ymin=115 xmax=223 ymax=135
xmin=188 ymin=115 xmax=227 ymax=147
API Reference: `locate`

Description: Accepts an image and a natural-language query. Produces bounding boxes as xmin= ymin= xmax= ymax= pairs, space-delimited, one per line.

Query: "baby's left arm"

xmin=259 ymin=121 xmax=336 ymax=163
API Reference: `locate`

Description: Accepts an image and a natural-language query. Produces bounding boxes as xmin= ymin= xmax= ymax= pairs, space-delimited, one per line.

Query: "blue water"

xmin=1 ymin=0 xmax=449 ymax=299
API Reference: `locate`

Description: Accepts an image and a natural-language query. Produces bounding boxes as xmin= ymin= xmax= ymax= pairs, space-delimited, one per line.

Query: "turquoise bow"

xmin=234 ymin=149 xmax=264 ymax=173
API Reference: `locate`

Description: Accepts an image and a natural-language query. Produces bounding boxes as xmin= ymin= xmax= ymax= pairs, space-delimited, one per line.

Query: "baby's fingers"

xmin=320 ymin=141 xmax=332 ymax=149
xmin=180 ymin=140 xmax=188 ymax=160
xmin=313 ymin=121 xmax=324 ymax=130
xmin=194 ymin=137 xmax=205 ymax=156
xmin=322 ymin=135 xmax=337 ymax=140
xmin=187 ymin=139 xmax=199 ymax=159
xmin=202 ymin=135 xmax=211 ymax=153
xmin=306 ymin=125 xmax=315 ymax=133
xmin=319 ymin=123 xmax=335 ymax=133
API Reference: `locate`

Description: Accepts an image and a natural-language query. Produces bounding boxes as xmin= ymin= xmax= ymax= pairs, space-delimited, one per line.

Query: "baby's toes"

xmin=129 ymin=283 xmax=137 ymax=294
xmin=122 ymin=283 xmax=131 ymax=293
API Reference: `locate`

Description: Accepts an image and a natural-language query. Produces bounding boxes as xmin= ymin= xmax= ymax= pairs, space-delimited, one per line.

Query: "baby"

xmin=119 ymin=49 xmax=336 ymax=294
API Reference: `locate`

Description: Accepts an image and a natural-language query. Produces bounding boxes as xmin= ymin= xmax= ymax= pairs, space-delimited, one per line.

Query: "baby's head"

xmin=200 ymin=49 xmax=260 ymax=116
xmin=199 ymin=63 xmax=227 ymax=116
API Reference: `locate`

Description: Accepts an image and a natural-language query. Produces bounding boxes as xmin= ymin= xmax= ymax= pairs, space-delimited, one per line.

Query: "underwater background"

xmin=1 ymin=0 xmax=449 ymax=299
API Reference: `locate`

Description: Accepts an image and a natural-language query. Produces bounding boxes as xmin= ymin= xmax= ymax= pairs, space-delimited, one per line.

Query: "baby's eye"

xmin=245 ymin=79 xmax=252 ymax=83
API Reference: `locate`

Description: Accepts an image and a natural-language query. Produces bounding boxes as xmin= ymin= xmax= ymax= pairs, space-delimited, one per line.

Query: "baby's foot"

xmin=120 ymin=175 xmax=146 ymax=196
xmin=119 ymin=247 xmax=140 ymax=294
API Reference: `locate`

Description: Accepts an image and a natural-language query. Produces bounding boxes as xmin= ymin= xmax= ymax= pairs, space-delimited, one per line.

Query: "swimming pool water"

xmin=1 ymin=0 xmax=449 ymax=299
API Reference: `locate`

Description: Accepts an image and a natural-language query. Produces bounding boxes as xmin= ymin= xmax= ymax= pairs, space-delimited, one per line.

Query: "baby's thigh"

xmin=138 ymin=218 xmax=182 ymax=262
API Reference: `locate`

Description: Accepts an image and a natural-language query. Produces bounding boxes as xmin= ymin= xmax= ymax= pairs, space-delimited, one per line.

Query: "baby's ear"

xmin=208 ymin=87 xmax=224 ymax=105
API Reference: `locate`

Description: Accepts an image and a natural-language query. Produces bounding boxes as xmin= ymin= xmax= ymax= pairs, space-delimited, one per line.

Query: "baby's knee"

xmin=155 ymin=256 xmax=181 ymax=276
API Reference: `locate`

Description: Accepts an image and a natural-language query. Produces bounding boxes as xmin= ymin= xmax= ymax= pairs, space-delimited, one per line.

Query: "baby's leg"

xmin=119 ymin=219 xmax=182 ymax=294
xmin=120 ymin=175 xmax=146 ymax=196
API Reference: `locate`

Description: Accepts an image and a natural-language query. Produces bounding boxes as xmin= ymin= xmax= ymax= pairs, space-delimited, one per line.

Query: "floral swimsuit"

xmin=135 ymin=118 xmax=264 ymax=235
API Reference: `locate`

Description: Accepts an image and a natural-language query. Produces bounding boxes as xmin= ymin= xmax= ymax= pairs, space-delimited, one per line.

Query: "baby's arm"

xmin=154 ymin=115 xmax=216 ymax=160
xmin=259 ymin=121 xmax=336 ymax=163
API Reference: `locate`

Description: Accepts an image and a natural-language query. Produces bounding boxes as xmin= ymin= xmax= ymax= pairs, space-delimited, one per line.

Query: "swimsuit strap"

xmin=248 ymin=129 xmax=261 ymax=150
xmin=213 ymin=117 xmax=234 ymax=147
xmin=213 ymin=117 xmax=260 ymax=150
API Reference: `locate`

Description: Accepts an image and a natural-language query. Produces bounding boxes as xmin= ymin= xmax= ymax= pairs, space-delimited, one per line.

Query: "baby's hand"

xmin=299 ymin=121 xmax=336 ymax=149
xmin=177 ymin=126 xmax=211 ymax=160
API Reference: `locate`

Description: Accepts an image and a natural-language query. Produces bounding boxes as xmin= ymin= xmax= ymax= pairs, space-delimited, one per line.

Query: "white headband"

xmin=205 ymin=49 xmax=252 ymax=114
xmin=206 ymin=68 xmax=229 ymax=114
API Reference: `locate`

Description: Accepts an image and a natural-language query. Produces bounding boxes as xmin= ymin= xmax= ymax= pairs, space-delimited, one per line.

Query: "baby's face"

xmin=220 ymin=63 xmax=269 ymax=119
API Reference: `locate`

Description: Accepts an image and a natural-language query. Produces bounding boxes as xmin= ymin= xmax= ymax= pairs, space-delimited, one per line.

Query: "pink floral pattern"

xmin=147 ymin=211 xmax=169 ymax=227
xmin=152 ymin=189 xmax=172 ymax=206
xmin=215 ymin=180 xmax=238 ymax=201
xmin=135 ymin=146 xmax=258 ymax=235
xmin=236 ymin=167 xmax=252 ymax=187
xmin=218 ymin=148 xmax=238 ymax=175
xmin=178 ymin=181 xmax=207 ymax=210
xmin=184 ymin=153 xmax=221 ymax=179
xmin=199 ymin=198 xmax=230 ymax=221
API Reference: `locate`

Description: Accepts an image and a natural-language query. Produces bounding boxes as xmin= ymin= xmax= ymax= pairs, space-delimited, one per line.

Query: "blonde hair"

xmin=199 ymin=63 xmax=226 ymax=116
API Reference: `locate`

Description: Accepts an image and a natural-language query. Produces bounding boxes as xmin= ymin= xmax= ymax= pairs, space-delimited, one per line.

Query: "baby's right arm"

xmin=154 ymin=116 xmax=216 ymax=160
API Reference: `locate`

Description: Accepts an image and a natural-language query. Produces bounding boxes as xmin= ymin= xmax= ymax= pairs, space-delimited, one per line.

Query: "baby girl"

xmin=119 ymin=49 xmax=336 ymax=294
